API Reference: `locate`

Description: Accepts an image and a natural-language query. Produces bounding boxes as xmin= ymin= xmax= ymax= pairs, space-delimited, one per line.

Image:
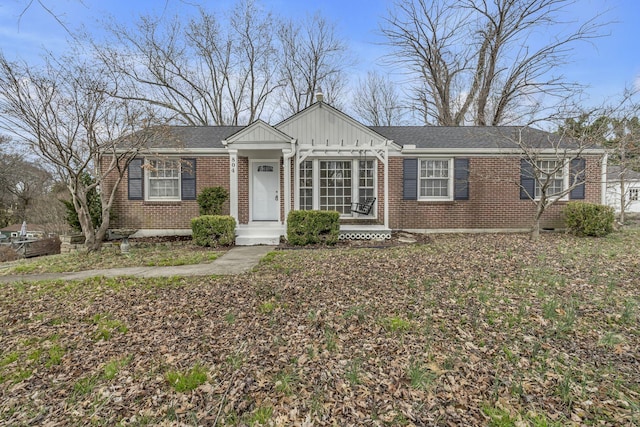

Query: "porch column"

xmin=229 ymin=149 xmax=239 ymax=222
xmin=383 ymin=146 xmax=389 ymax=229
xmin=283 ymin=148 xmax=295 ymax=224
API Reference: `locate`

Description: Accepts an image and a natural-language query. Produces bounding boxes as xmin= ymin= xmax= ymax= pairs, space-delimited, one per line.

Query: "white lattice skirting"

xmin=339 ymin=231 xmax=391 ymax=241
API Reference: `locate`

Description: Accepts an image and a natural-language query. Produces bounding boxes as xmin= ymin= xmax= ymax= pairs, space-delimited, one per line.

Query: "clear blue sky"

xmin=0 ymin=0 xmax=638 ymax=108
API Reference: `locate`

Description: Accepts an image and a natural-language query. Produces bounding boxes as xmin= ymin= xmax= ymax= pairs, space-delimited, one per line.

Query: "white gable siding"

xmin=277 ymin=104 xmax=387 ymax=148
xmin=226 ymin=121 xmax=290 ymax=144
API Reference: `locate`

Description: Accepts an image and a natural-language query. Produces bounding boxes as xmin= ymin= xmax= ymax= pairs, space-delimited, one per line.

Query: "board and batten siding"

xmin=276 ymin=104 xmax=387 ymax=148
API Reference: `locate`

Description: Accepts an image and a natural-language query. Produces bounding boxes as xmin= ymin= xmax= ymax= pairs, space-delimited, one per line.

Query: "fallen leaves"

xmin=0 ymin=232 xmax=639 ymax=425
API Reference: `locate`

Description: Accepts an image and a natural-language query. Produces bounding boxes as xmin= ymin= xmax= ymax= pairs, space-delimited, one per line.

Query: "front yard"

xmin=0 ymin=232 xmax=638 ymax=426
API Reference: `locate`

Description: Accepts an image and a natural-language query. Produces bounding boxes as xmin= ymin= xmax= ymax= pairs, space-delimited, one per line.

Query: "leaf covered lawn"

xmin=0 ymin=241 xmax=224 ymax=276
xmin=1 ymin=232 xmax=639 ymax=426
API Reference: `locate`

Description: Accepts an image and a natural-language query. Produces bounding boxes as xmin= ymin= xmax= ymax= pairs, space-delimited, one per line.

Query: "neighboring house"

xmin=605 ymin=165 xmax=640 ymax=213
xmin=104 ymin=100 xmax=606 ymax=245
xmin=0 ymin=223 xmax=46 ymax=240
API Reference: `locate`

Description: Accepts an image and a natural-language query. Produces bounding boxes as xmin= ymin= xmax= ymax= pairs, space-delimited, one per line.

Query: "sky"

xmin=0 ymin=0 xmax=639 ymax=111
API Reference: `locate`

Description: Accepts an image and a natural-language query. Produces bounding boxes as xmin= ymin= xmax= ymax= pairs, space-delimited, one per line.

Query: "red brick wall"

xmin=238 ymin=157 xmax=249 ymax=224
xmin=108 ymin=156 xmax=230 ymax=230
xmin=106 ymin=153 xmax=603 ymax=232
xmin=387 ymin=155 xmax=602 ymax=230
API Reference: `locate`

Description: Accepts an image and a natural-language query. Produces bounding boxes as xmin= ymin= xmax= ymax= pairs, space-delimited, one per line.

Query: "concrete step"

xmin=235 ymin=235 xmax=281 ymax=246
xmin=235 ymin=223 xmax=284 ymax=246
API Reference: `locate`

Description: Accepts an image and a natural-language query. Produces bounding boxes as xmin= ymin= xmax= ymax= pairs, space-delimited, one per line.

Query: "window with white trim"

xmin=535 ymin=160 xmax=567 ymax=200
xmin=147 ymin=159 xmax=180 ymax=200
xmin=629 ymin=188 xmax=639 ymax=201
xmin=320 ymin=160 xmax=352 ymax=214
xmin=358 ymin=160 xmax=375 ymax=201
xmin=299 ymin=160 xmax=313 ymax=210
xmin=419 ymin=159 xmax=453 ymax=200
xmin=298 ymin=159 xmax=377 ymax=215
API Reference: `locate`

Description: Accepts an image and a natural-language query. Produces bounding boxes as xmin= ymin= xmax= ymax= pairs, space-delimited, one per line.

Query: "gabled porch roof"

xmin=223 ymin=119 xmax=294 ymax=151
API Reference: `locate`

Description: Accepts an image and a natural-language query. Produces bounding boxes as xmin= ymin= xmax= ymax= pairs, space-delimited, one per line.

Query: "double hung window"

xmin=535 ymin=160 xmax=565 ymax=199
xmin=147 ymin=159 xmax=180 ymax=200
xmin=418 ymin=159 xmax=453 ymax=200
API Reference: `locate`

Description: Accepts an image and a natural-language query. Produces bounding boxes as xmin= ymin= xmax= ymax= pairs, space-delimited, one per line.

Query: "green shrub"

xmin=287 ymin=210 xmax=339 ymax=246
xmin=197 ymin=187 xmax=229 ymax=215
xmin=564 ymin=201 xmax=614 ymax=237
xmin=191 ymin=215 xmax=236 ymax=247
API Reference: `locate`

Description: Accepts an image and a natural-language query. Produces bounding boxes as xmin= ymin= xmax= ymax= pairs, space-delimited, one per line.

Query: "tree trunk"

xmin=73 ymin=194 xmax=100 ymax=252
xmin=529 ymin=199 xmax=546 ymax=241
xmin=619 ymin=173 xmax=626 ymax=226
xmin=529 ymin=218 xmax=540 ymax=241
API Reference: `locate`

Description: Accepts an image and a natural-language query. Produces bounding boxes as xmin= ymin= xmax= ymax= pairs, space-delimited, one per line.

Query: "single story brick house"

xmin=105 ymin=100 xmax=606 ymax=245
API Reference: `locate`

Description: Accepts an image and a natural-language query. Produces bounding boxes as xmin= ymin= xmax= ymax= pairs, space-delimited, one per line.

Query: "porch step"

xmin=235 ymin=235 xmax=281 ymax=246
xmin=235 ymin=223 xmax=284 ymax=246
xmin=235 ymin=223 xmax=391 ymax=245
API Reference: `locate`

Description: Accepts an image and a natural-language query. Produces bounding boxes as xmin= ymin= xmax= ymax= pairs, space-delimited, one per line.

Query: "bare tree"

xmin=277 ymin=12 xmax=351 ymax=115
xmin=560 ymin=94 xmax=640 ymax=225
xmin=0 ymin=53 xmax=159 ymax=250
xmin=380 ymin=0 xmax=605 ymax=126
xmin=604 ymin=101 xmax=640 ymax=224
xmin=94 ymin=0 xmax=280 ymax=126
xmin=515 ymin=123 xmax=602 ymax=241
xmin=2 ymin=155 xmax=54 ymax=222
xmin=352 ymin=70 xmax=406 ymax=126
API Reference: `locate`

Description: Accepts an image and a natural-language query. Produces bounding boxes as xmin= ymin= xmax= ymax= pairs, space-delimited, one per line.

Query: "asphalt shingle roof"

xmin=607 ymin=165 xmax=640 ymax=182
xmin=369 ymin=126 xmax=573 ymax=149
xmin=146 ymin=125 xmax=584 ymax=151
xmin=143 ymin=126 xmax=244 ymax=149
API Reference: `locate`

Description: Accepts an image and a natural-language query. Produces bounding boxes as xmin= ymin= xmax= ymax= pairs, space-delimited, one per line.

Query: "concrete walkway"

xmin=0 ymin=246 xmax=276 ymax=283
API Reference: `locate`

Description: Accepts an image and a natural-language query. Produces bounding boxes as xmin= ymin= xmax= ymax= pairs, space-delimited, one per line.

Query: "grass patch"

xmin=72 ymin=375 xmax=99 ymax=397
xmin=381 ymin=315 xmax=412 ymax=333
xmin=90 ymin=313 xmax=128 ymax=341
xmin=0 ymin=243 xmax=224 ymax=275
xmin=165 ymin=364 xmax=208 ymax=392
xmin=248 ymin=405 xmax=273 ymax=425
xmin=258 ymin=300 xmax=276 ymax=314
xmin=103 ymin=355 xmax=133 ymax=380
xmin=407 ymin=358 xmax=436 ymax=390
xmin=274 ymin=369 xmax=298 ymax=395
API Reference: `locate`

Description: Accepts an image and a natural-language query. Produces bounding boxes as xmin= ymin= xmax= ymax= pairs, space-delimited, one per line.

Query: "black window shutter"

xmin=181 ymin=158 xmax=197 ymax=200
xmin=454 ymin=158 xmax=469 ymax=200
xmin=569 ymin=158 xmax=586 ymax=199
xmin=403 ymin=158 xmax=418 ymax=200
xmin=128 ymin=158 xmax=143 ymax=200
xmin=520 ymin=159 xmax=535 ymax=200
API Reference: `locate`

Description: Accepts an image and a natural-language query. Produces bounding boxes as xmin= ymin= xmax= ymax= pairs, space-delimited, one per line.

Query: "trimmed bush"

xmin=191 ymin=215 xmax=236 ymax=247
xmin=287 ymin=210 xmax=340 ymax=246
xmin=564 ymin=201 xmax=615 ymax=237
xmin=197 ymin=187 xmax=229 ymax=216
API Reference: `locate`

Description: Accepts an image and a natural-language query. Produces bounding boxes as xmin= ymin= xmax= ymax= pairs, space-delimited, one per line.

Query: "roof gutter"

xmin=399 ymin=147 xmax=607 ymax=156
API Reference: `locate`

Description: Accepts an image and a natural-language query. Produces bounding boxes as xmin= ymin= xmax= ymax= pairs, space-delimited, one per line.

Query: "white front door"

xmin=252 ymin=161 xmax=279 ymax=221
